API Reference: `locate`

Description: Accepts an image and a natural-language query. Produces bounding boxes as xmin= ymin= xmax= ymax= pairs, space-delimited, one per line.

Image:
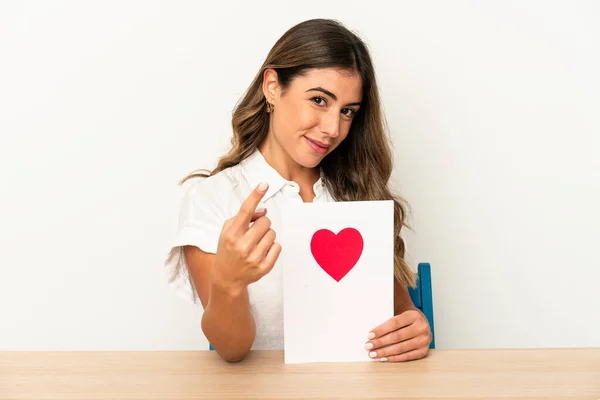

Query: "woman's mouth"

xmin=304 ymin=136 xmax=330 ymax=155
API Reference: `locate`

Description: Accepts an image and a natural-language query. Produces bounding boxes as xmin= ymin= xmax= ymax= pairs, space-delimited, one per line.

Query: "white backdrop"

xmin=1 ymin=0 xmax=599 ymax=351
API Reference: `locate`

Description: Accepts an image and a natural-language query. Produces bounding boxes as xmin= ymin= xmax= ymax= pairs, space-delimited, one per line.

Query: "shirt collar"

xmin=240 ymin=149 xmax=327 ymax=202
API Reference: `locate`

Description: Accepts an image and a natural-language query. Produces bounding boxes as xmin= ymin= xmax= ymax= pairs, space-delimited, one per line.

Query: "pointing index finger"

xmin=235 ymin=182 xmax=269 ymax=227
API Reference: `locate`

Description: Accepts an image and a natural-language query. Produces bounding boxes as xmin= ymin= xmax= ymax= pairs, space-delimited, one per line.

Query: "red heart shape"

xmin=310 ymin=228 xmax=364 ymax=282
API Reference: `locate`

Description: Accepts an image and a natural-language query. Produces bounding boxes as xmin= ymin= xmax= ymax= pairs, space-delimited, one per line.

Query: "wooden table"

xmin=2 ymin=349 xmax=599 ymax=399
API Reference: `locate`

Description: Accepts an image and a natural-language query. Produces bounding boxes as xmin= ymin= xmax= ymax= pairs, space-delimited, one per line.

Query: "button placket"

xmin=282 ymin=182 xmax=303 ymax=202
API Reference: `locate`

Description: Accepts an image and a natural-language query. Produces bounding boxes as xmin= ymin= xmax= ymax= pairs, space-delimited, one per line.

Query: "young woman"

xmin=165 ymin=18 xmax=432 ymax=363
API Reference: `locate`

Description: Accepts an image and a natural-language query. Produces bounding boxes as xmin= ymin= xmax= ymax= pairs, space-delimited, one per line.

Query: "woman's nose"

xmin=320 ymin=111 xmax=340 ymax=138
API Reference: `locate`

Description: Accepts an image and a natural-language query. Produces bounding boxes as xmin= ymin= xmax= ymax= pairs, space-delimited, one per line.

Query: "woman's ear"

xmin=262 ymin=68 xmax=280 ymax=104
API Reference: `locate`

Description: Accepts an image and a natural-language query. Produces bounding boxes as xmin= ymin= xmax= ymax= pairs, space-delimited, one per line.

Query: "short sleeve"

xmin=164 ymin=178 xmax=224 ymax=305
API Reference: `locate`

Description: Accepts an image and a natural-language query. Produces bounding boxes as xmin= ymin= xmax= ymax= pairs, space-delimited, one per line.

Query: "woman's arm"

xmin=394 ymin=279 xmax=419 ymax=315
xmin=181 ymin=183 xmax=280 ymax=362
xmin=184 ymin=246 xmax=256 ymax=362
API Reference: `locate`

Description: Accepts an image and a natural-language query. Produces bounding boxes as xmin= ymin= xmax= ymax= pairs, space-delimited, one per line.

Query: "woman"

xmin=165 ymin=18 xmax=432 ymax=363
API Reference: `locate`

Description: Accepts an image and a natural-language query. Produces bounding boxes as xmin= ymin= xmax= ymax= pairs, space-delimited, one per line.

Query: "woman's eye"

xmin=342 ymin=108 xmax=356 ymax=118
xmin=312 ymin=96 xmax=327 ymax=106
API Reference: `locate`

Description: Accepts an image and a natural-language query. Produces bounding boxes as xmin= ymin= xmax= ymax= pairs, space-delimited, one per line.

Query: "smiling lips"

xmin=304 ymin=136 xmax=330 ymax=155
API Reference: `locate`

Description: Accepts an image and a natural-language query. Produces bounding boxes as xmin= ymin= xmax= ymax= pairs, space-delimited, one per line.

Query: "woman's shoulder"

xmin=180 ymin=165 xmax=244 ymax=213
xmin=182 ymin=167 xmax=235 ymax=193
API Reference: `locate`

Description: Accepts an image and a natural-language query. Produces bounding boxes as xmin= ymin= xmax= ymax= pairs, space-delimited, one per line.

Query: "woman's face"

xmin=263 ymin=68 xmax=363 ymax=168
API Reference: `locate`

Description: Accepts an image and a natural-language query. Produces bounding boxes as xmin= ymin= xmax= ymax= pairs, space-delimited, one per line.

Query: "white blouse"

xmin=165 ymin=149 xmax=335 ymax=349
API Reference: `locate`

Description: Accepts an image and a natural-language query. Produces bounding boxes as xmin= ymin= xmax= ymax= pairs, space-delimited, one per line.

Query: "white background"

xmin=1 ymin=1 xmax=598 ymax=350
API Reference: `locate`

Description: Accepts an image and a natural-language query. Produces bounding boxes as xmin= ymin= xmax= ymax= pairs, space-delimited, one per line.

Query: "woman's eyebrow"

xmin=306 ymin=87 xmax=362 ymax=107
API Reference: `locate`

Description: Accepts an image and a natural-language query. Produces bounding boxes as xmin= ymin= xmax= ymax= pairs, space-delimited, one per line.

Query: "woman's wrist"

xmin=210 ymin=267 xmax=247 ymax=299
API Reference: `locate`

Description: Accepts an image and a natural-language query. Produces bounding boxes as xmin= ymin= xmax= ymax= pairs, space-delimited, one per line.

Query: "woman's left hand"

xmin=365 ymin=309 xmax=432 ymax=362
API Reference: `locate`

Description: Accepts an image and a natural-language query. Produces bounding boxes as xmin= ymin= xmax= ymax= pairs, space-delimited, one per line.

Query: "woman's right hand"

xmin=211 ymin=182 xmax=281 ymax=294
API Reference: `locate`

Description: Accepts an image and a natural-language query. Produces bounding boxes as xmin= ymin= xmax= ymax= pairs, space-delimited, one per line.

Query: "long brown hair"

xmin=182 ymin=19 xmax=416 ymax=288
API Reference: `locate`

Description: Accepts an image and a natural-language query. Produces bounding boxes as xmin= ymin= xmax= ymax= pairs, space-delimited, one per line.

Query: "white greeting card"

xmin=281 ymin=200 xmax=394 ymax=364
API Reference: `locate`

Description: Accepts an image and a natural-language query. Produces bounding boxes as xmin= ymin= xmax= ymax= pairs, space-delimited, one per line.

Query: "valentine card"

xmin=280 ymin=200 xmax=394 ymax=364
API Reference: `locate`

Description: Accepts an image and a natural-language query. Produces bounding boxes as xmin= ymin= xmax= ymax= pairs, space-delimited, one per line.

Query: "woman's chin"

xmin=295 ymin=151 xmax=324 ymax=168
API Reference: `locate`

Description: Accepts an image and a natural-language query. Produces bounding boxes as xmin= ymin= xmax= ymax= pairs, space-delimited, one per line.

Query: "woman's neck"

xmin=258 ymin=137 xmax=320 ymax=199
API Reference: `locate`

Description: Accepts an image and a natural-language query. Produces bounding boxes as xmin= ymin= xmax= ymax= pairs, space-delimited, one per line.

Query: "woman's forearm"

xmin=201 ymin=277 xmax=256 ymax=362
xmin=394 ymin=279 xmax=418 ymax=315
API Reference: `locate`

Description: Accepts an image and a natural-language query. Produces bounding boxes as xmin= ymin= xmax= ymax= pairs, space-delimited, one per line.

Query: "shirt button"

xmin=283 ymin=183 xmax=299 ymax=196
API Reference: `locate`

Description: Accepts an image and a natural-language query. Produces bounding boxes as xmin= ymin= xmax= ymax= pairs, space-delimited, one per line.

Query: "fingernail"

xmin=368 ymin=332 xmax=375 ymax=339
xmin=380 ymin=357 xmax=388 ymax=362
xmin=256 ymin=207 xmax=266 ymax=213
xmin=369 ymin=351 xmax=377 ymax=358
xmin=258 ymin=182 xmax=268 ymax=192
xmin=365 ymin=343 xmax=373 ymax=350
